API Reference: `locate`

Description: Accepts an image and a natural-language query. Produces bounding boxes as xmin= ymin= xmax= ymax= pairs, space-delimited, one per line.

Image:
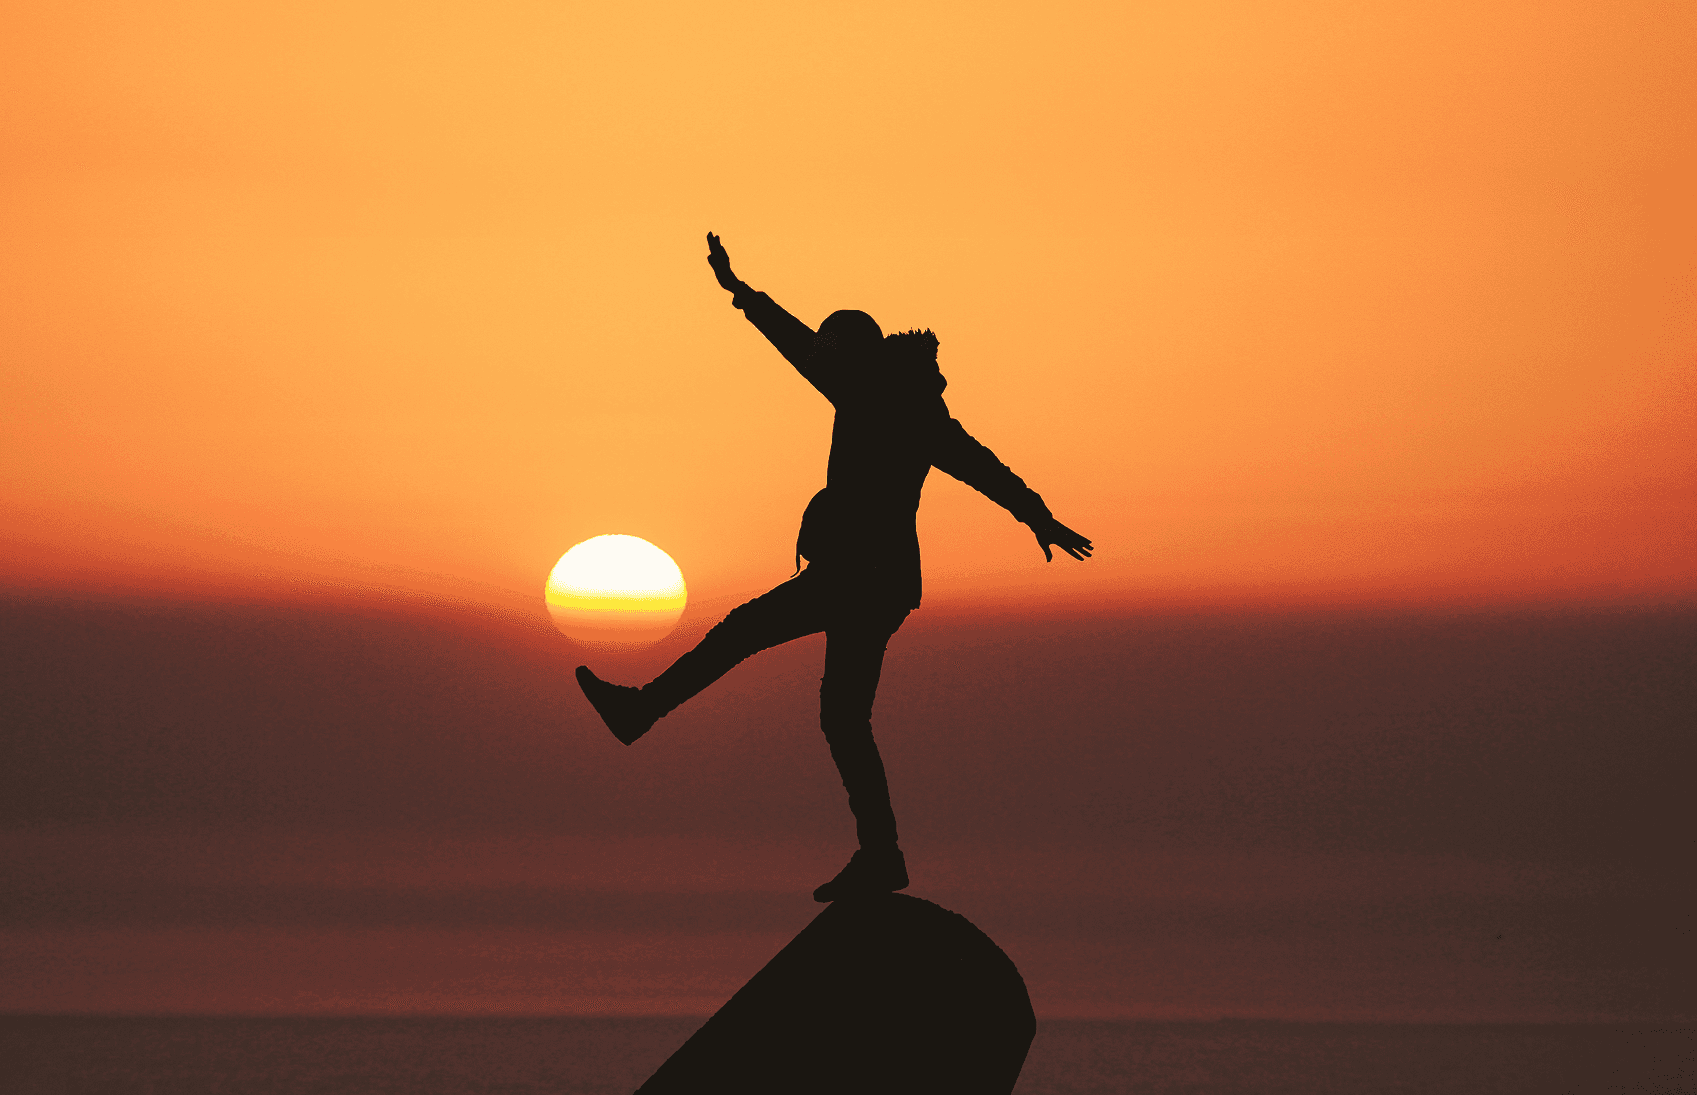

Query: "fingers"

xmin=1056 ymin=535 xmax=1093 ymax=561
xmin=1038 ymin=534 xmax=1094 ymax=561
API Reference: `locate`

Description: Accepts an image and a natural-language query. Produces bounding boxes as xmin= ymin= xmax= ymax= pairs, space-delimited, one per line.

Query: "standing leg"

xmin=577 ymin=573 xmax=822 ymax=744
xmin=811 ymin=603 xmax=912 ymax=901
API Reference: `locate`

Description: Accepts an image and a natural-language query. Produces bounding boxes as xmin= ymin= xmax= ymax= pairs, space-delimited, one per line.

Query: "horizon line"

xmin=3 ymin=1010 xmax=1687 ymax=1027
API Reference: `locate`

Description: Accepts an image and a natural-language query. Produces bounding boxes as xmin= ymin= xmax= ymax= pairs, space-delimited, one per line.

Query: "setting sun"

xmin=545 ymin=535 xmax=687 ymax=646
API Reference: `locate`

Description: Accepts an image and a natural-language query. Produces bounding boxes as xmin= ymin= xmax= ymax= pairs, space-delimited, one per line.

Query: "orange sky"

xmin=4 ymin=0 xmax=1693 ymax=611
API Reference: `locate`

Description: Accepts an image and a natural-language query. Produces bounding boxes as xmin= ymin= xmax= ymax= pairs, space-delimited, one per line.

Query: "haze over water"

xmin=5 ymin=1017 xmax=1690 ymax=1095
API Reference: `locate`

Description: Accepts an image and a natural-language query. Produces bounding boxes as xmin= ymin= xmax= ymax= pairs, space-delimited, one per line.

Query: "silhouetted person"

xmin=577 ymin=233 xmax=1091 ymax=901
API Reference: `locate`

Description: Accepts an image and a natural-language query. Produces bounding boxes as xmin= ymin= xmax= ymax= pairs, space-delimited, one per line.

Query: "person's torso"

xmin=796 ymin=395 xmax=949 ymax=606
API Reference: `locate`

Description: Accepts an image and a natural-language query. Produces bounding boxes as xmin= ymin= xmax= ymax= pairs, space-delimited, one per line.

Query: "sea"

xmin=2 ymin=1016 xmax=1689 ymax=1094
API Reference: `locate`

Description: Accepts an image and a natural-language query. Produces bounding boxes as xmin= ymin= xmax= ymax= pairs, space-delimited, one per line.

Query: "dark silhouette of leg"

xmin=812 ymin=604 xmax=911 ymax=901
xmin=578 ymin=573 xmax=824 ymax=745
xmin=578 ymin=569 xmax=914 ymax=900
xmin=643 ymin=573 xmax=822 ymax=716
xmin=576 ymin=666 xmax=657 ymax=745
xmin=819 ymin=613 xmax=906 ymax=847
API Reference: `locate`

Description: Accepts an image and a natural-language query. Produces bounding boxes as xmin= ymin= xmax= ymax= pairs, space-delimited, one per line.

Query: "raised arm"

xmin=931 ymin=418 xmax=1094 ymax=562
xmin=706 ymin=233 xmax=831 ymax=397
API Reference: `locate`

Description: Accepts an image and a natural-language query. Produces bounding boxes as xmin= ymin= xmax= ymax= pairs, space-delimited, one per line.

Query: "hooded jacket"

xmin=733 ymin=286 xmax=1052 ymax=610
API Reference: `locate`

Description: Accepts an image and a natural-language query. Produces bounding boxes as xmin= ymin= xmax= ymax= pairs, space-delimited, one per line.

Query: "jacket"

xmin=734 ymin=286 xmax=1052 ymax=610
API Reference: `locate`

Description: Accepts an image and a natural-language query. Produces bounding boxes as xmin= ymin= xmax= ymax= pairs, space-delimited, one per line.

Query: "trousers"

xmin=645 ymin=568 xmax=912 ymax=849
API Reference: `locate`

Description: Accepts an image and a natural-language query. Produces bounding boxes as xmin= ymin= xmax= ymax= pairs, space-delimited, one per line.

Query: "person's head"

xmin=814 ymin=309 xmax=884 ymax=364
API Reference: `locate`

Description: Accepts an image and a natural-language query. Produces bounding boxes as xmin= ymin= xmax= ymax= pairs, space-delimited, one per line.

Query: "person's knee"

xmin=818 ymin=705 xmax=875 ymax=741
xmin=819 ymin=674 xmax=876 ymax=712
xmin=707 ymin=600 xmax=767 ymax=642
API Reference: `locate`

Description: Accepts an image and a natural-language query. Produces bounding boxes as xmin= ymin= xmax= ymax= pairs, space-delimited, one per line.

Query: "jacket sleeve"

xmin=733 ymin=286 xmax=835 ymax=400
xmin=930 ymin=417 xmax=1052 ymax=525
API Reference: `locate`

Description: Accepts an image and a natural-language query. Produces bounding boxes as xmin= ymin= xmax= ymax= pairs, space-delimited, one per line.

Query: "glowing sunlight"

xmin=545 ymin=534 xmax=687 ymax=646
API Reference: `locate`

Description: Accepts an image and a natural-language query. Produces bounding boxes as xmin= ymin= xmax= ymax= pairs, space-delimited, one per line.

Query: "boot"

xmin=576 ymin=666 xmax=658 ymax=745
xmin=811 ymin=845 xmax=908 ymax=903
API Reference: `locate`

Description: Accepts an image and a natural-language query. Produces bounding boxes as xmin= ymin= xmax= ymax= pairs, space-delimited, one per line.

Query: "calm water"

xmin=2 ymin=1016 xmax=1689 ymax=1094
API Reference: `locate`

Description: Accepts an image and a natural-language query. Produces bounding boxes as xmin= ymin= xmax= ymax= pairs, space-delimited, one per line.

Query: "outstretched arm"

xmin=931 ymin=418 xmax=1094 ymax=562
xmin=706 ymin=233 xmax=832 ymax=397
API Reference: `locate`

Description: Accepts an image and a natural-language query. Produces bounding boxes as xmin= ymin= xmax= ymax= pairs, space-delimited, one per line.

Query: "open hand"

xmin=1031 ymin=517 xmax=1093 ymax=562
xmin=706 ymin=232 xmax=741 ymax=293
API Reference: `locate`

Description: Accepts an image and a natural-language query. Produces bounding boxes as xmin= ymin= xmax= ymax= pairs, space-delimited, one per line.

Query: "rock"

xmin=638 ymin=893 xmax=1035 ymax=1094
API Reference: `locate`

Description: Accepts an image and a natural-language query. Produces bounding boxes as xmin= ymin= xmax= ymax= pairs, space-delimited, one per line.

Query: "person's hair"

xmin=818 ymin=309 xmax=883 ymax=350
xmin=885 ymin=328 xmax=946 ymax=396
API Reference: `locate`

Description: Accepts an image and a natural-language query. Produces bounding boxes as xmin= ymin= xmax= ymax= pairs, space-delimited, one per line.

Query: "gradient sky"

xmin=5 ymin=0 xmax=1692 ymax=607
xmin=2 ymin=0 xmax=1693 ymax=1023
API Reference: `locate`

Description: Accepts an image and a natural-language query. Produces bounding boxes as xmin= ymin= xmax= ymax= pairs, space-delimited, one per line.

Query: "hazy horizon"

xmin=5 ymin=583 xmax=1689 ymax=1023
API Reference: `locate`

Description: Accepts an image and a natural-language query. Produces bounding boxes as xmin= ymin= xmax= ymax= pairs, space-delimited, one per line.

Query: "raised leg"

xmin=642 ymin=573 xmax=822 ymax=716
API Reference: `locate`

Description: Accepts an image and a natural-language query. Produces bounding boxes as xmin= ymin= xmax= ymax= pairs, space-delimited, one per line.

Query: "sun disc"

xmin=546 ymin=535 xmax=687 ymax=646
